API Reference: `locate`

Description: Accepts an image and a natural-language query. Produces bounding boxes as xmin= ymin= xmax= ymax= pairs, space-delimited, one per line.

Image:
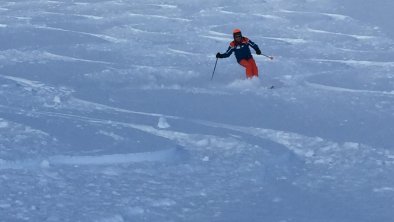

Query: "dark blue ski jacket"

xmin=220 ymin=37 xmax=260 ymax=63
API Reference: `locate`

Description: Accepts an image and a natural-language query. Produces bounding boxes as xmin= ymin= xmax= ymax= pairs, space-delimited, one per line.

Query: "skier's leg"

xmin=249 ymin=58 xmax=258 ymax=78
xmin=239 ymin=59 xmax=254 ymax=78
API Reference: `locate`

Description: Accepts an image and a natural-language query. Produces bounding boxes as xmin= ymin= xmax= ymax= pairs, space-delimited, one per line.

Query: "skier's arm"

xmin=217 ymin=46 xmax=234 ymax=58
xmin=248 ymin=39 xmax=261 ymax=55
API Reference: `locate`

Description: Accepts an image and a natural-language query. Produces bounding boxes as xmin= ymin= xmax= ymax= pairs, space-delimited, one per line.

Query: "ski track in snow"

xmin=194 ymin=120 xmax=394 ymax=167
xmin=70 ymin=98 xmax=181 ymax=119
xmin=42 ymin=51 xmax=113 ymax=64
xmin=42 ymin=11 xmax=104 ymax=20
xmin=260 ymin=36 xmax=307 ymax=44
xmin=200 ymin=35 xmax=232 ymax=42
xmin=1 ymin=75 xmax=46 ymax=88
xmin=252 ymin=13 xmax=284 ymax=20
xmin=279 ymin=9 xmax=351 ymax=20
xmin=305 ymin=81 xmax=394 ymax=96
xmin=312 ymin=58 xmax=394 ymax=68
xmin=168 ymin=48 xmax=200 ymax=56
xmin=306 ymin=28 xmax=376 ymax=40
xmin=0 ymin=50 xmax=113 ymax=65
xmin=145 ymin=4 xmax=178 ymax=9
xmin=128 ymin=13 xmax=191 ymax=22
xmin=33 ymin=25 xmax=126 ymax=43
xmin=0 ymin=148 xmax=182 ymax=170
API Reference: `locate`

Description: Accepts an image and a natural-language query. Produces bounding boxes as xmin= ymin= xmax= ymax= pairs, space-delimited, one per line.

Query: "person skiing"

xmin=216 ymin=29 xmax=265 ymax=79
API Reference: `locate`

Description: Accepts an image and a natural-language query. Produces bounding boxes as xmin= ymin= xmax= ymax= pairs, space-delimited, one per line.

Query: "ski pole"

xmin=211 ymin=57 xmax=219 ymax=80
xmin=261 ymin=53 xmax=274 ymax=60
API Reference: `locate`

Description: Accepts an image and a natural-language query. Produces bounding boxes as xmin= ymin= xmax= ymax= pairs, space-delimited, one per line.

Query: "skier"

xmin=216 ymin=29 xmax=263 ymax=79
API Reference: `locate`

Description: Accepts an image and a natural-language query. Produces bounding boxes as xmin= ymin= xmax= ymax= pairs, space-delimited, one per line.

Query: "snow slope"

xmin=1 ymin=0 xmax=394 ymax=221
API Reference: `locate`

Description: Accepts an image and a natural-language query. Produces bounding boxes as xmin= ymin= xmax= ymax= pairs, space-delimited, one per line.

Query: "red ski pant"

xmin=239 ymin=58 xmax=258 ymax=78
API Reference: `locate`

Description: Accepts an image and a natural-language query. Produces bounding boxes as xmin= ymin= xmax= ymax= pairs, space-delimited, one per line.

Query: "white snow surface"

xmin=1 ymin=0 xmax=394 ymax=221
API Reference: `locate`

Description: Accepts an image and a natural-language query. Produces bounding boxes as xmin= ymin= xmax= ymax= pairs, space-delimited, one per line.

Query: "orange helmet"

xmin=233 ymin=28 xmax=242 ymax=39
xmin=233 ymin=28 xmax=241 ymax=34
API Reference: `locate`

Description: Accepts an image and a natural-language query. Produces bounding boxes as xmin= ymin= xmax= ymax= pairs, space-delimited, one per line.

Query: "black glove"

xmin=255 ymin=49 xmax=261 ymax=55
xmin=216 ymin=52 xmax=222 ymax=58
